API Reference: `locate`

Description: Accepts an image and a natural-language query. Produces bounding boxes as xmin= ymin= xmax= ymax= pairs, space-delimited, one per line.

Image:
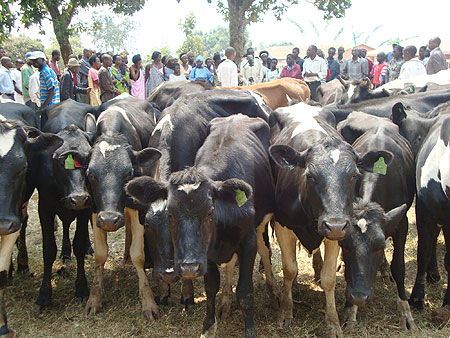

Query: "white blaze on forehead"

xmin=98 ymin=140 xmax=121 ymax=158
xmin=150 ymin=198 xmax=167 ymax=213
xmin=330 ymin=149 xmax=341 ymax=164
xmin=420 ymin=137 xmax=448 ymax=189
xmin=357 ymin=218 xmax=368 ymax=233
xmin=152 ymin=114 xmax=173 ymax=136
xmin=0 ymin=129 xmax=17 ymax=157
xmin=178 ymin=182 xmax=201 ymax=194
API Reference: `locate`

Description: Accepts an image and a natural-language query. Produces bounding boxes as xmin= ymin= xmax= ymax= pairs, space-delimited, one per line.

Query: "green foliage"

xmin=2 ymin=35 xmax=45 ymax=61
xmin=87 ymin=13 xmax=139 ymax=53
xmin=177 ymin=12 xmax=206 ymax=57
xmin=143 ymin=46 xmax=171 ymax=64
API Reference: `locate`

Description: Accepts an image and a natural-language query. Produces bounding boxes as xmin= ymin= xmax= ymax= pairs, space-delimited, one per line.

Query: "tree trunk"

xmin=47 ymin=4 xmax=73 ymax=65
xmin=228 ymin=2 xmax=248 ymax=64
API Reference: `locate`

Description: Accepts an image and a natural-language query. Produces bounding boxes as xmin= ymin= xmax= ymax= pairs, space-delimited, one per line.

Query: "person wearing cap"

xmin=10 ymin=59 xmax=25 ymax=103
xmin=60 ymin=58 xmax=90 ymax=102
xmin=29 ymin=51 xmax=60 ymax=109
xmin=0 ymin=57 xmax=21 ymax=100
xmin=22 ymin=52 xmax=36 ymax=106
xmin=189 ymin=56 xmax=214 ymax=84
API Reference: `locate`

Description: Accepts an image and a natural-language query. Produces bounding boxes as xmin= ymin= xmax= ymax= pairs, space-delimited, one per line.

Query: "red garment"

xmin=280 ymin=63 xmax=302 ymax=79
xmin=326 ymin=67 xmax=331 ymax=81
xmin=366 ymin=58 xmax=374 ymax=74
xmin=73 ymin=73 xmax=78 ymax=86
xmin=371 ymin=62 xmax=388 ymax=85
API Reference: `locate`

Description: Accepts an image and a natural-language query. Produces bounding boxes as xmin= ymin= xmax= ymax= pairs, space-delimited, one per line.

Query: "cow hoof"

xmin=17 ymin=263 xmax=30 ymax=274
xmin=57 ymin=266 xmax=70 ymax=278
xmin=35 ymin=294 xmax=52 ymax=308
xmin=343 ymin=320 xmax=356 ymax=330
xmin=0 ymin=329 xmax=16 ymax=338
xmin=277 ymin=316 xmax=292 ymax=328
xmin=181 ymin=296 xmax=195 ymax=306
xmin=217 ymin=298 xmax=232 ymax=320
xmin=408 ymin=298 xmax=424 ymax=311
xmin=427 ymin=271 xmax=441 ymax=284
xmin=75 ymin=284 xmax=89 ymax=300
xmin=398 ymin=299 xmax=417 ymax=330
xmin=85 ymin=297 xmax=102 ymax=316
xmin=155 ymin=295 xmax=169 ymax=306
xmin=326 ymin=324 xmax=343 ymax=338
xmin=85 ymin=245 xmax=94 ymax=256
xmin=200 ymin=320 xmax=217 ymax=338
xmin=142 ymin=305 xmax=159 ymax=321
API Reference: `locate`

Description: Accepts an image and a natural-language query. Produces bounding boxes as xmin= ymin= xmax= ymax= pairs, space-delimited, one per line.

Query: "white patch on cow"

xmin=330 ymin=149 xmax=340 ymax=164
xmin=165 ymin=267 xmax=174 ymax=273
xmin=97 ymin=106 xmax=132 ymax=127
xmin=98 ymin=140 xmax=121 ymax=158
xmin=347 ymin=84 xmax=356 ymax=100
xmin=439 ymin=140 xmax=450 ymax=197
xmin=249 ymin=90 xmax=270 ymax=117
xmin=291 ymin=115 xmax=326 ymax=138
xmin=285 ymin=94 xmax=293 ymax=105
xmin=420 ymin=138 xmax=448 ymax=189
xmin=152 ymin=114 xmax=173 ymax=136
xmin=150 ymin=198 xmax=167 ymax=213
xmin=357 ymin=218 xmax=368 ymax=233
xmin=0 ymin=115 xmax=6 ymax=121
xmin=0 ymin=129 xmax=16 ymax=157
xmin=178 ymin=182 xmax=201 ymax=194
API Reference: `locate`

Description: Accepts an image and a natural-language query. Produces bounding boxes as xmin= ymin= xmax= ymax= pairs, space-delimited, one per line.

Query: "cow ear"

xmin=28 ymin=132 xmax=63 ymax=152
xmin=135 ymin=147 xmax=161 ymax=168
xmin=85 ymin=113 xmax=97 ymax=142
xmin=383 ymin=204 xmax=407 ymax=237
xmin=248 ymin=118 xmax=270 ymax=150
xmin=23 ymin=126 xmax=41 ymax=139
xmin=213 ymin=178 xmax=253 ymax=205
xmin=125 ymin=176 xmax=168 ymax=206
xmin=358 ymin=150 xmax=393 ymax=173
xmin=269 ymin=144 xmax=306 ymax=169
xmin=391 ymin=102 xmax=407 ymax=126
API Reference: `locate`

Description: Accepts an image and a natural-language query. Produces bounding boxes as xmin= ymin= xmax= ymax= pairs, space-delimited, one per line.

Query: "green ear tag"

xmin=373 ymin=157 xmax=387 ymax=175
xmin=235 ymin=189 xmax=247 ymax=207
xmin=65 ymin=154 xmax=75 ymax=170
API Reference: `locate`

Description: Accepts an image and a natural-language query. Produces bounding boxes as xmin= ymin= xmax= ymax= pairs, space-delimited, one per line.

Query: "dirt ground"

xmin=5 ymin=194 xmax=450 ymax=337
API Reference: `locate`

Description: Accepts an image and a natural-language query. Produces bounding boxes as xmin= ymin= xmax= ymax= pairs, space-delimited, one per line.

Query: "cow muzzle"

xmin=0 ymin=218 xmax=21 ymax=236
xmin=179 ymin=262 xmax=203 ymax=279
xmin=67 ymin=193 xmax=91 ymax=210
xmin=96 ymin=211 xmax=124 ymax=231
xmin=320 ymin=218 xmax=349 ymax=240
xmin=347 ymin=290 xmax=372 ymax=307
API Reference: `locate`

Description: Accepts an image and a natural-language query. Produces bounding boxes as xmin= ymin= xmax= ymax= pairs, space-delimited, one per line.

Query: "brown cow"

xmin=221 ymin=78 xmax=310 ymax=110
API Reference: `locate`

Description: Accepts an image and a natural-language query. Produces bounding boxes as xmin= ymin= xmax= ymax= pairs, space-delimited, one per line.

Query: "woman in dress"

xmin=179 ymin=52 xmax=192 ymax=79
xmin=130 ymin=54 xmax=145 ymax=99
xmin=387 ymin=45 xmax=405 ymax=82
xmin=169 ymin=63 xmax=188 ymax=82
xmin=111 ymin=54 xmax=130 ymax=94
xmin=145 ymin=51 xmax=164 ymax=97
xmin=88 ymin=55 xmax=101 ymax=106
xmin=188 ymin=56 xmax=214 ymax=84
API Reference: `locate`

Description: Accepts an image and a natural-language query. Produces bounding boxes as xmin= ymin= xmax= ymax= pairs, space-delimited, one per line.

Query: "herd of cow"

xmin=0 ymin=75 xmax=449 ymax=338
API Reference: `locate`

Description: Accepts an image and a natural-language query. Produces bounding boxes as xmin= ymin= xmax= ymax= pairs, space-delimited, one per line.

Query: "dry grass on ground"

xmin=5 ymin=194 xmax=450 ymax=337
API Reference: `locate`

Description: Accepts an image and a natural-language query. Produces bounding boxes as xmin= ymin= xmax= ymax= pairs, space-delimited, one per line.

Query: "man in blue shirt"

xmin=29 ymin=51 xmax=60 ymax=110
xmin=0 ymin=57 xmax=19 ymax=100
xmin=189 ymin=56 xmax=214 ymax=85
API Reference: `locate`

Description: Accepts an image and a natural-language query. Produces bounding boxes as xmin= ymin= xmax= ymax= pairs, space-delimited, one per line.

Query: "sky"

xmin=8 ymin=0 xmax=450 ymax=56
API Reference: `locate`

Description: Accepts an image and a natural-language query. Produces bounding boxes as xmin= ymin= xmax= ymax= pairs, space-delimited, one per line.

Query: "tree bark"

xmin=228 ymin=1 xmax=248 ymax=64
xmin=47 ymin=4 xmax=74 ymax=64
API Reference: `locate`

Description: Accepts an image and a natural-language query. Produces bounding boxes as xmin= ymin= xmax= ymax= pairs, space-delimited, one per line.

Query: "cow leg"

xmin=60 ymin=217 xmax=71 ymax=264
xmin=426 ymin=229 xmax=441 ymax=283
xmin=217 ymin=253 xmax=237 ymax=320
xmin=85 ymin=223 xmax=94 ymax=256
xmin=0 ymin=232 xmax=20 ymax=337
xmin=73 ymin=212 xmax=89 ymax=300
xmin=343 ymin=301 xmax=358 ymax=330
xmin=274 ymin=222 xmax=297 ymax=328
xmin=86 ymin=213 xmax=108 ymax=315
xmin=35 ymin=206 xmax=57 ymax=308
xmin=256 ymin=216 xmax=279 ymax=309
xmin=181 ymin=279 xmax=195 ymax=308
xmin=391 ymin=216 xmax=417 ymax=330
xmin=236 ymin=233 xmax=257 ymax=338
xmin=128 ymin=209 xmax=159 ymax=321
xmin=312 ymin=249 xmax=323 ymax=282
xmin=16 ymin=202 xmax=29 ymax=273
xmin=201 ymin=262 xmax=220 ymax=338
xmin=156 ymin=282 xmax=170 ymax=306
xmin=123 ymin=222 xmax=132 ymax=264
xmin=379 ymin=252 xmax=393 ymax=283
xmin=321 ymin=239 xmax=342 ymax=338
xmin=441 ymin=226 xmax=450 ymax=307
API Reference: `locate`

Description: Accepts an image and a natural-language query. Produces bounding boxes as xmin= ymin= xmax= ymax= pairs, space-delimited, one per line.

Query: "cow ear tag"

xmin=65 ymin=154 xmax=75 ymax=170
xmin=373 ymin=157 xmax=387 ymax=175
xmin=235 ymin=189 xmax=247 ymax=207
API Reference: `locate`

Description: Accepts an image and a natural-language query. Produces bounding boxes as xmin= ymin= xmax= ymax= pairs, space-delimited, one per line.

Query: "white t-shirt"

xmin=302 ymin=56 xmax=328 ymax=83
xmin=398 ymin=58 xmax=427 ymax=81
xmin=10 ymin=68 xmax=24 ymax=103
xmin=29 ymin=71 xmax=41 ymax=106
xmin=218 ymin=59 xmax=238 ymax=87
xmin=169 ymin=73 xmax=187 ymax=82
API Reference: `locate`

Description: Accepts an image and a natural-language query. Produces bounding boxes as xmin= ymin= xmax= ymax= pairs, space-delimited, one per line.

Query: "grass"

xmin=5 ymin=193 xmax=450 ymax=337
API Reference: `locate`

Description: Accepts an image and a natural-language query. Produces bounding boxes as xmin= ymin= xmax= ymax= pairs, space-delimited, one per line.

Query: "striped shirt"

xmin=39 ymin=65 xmax=60 ymax=105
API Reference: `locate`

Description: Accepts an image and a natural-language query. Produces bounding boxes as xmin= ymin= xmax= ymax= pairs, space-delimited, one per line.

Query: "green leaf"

xmin=235 ymin=189 xmax=248 ymax=208
xmin=373 ymin=157 xmax=387 ymax=175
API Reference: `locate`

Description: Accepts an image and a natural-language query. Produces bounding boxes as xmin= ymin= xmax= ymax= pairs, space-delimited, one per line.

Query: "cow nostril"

xmin=69 ymin=197 xmax=77 ymax=206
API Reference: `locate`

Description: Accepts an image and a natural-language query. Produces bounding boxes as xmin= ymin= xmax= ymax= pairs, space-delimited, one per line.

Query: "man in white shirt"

xmin=218 ymin=47 xmax=238 ymax=87
xmin=10 ymin=59 xmax=25 ymax=103
xmin=302 ymin=45 xmax=327 ymax=101
xmin=28 ymin=70 xmax=41 ymax=111
xmin=239 ymin=48 xmax=264 ymax=85
xmin=399 ymin=46 xmax=426 ymax=81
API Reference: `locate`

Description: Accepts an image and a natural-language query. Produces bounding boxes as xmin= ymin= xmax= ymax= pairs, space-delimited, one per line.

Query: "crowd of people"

xmin=0 ymin=36 xmax=448 ymax=109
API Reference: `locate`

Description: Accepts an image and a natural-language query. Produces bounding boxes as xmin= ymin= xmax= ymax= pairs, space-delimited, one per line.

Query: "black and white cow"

xmin=268 ymin=103 xmax=389 ymax=336
xmin=0 ymin=118 xmax=62 ymax=337
xmin=34 ymin=100 xmax=97 ymax=309
xmin=127 ymin=114 xmax=275 ymax=338
xmin=337 ymin=112 xmax=417 ymax=330
xmin=85 ymin=100 xmax=161 ymax=320
xmin=391 ymin=106 xmax=450 ymax=312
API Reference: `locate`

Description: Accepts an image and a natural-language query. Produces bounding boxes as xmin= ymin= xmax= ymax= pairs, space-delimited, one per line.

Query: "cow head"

xmin=0 ymin=122 xmax=62 ymax=235
xmin=87 ymin=135 xmax=161 ymax=231
xmin=52 ymin=114 xmax=96 ymax=210
xmin=269 ymin=137 xmax=393 ymax=241
xmin=340 ymin=200 xmax=406 ymax=307
xmin=339 ymin=79 xmax=390 ymax=105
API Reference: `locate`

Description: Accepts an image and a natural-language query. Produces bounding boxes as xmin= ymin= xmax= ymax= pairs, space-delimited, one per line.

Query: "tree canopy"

xmin=2 ymin=35 xmax=45 ymax=62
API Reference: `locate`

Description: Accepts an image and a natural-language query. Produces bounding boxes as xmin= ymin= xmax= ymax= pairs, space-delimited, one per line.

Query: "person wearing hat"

xmin=22 ymin=52 xmax=36 ymax=106
xmin=29 ymin=51 xmax=60 ymax=109
xmin=189 ymin=55 xmax=214 ymax=84
xmin=60 ymin=58 xmax=90 ymax=102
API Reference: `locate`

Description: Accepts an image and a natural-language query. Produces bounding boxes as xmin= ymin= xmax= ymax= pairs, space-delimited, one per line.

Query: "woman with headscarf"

xmin=111 ymin=54 xmax=130 ymax=94
xmin=188 ymin=56 xmax=214 ymax=84
xmin=179 ymin=53 xmax=192 ymax=79
xmin=130 ymin=54 xmax=145 ymax=99
xmin=145 ymin=51 xmax=164 ymax=97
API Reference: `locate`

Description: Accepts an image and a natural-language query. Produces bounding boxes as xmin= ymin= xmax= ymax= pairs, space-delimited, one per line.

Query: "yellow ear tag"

xmin=65 ymin=154 xmax=75 ymax=170
xmin=373 ymin=157 xmax=387 ymax=175
xmin=235 ymin=189 xmax=247 ymax=207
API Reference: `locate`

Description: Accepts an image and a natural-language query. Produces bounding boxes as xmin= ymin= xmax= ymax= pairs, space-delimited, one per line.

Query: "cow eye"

xmin=306 ymin=173 xmax=314 ymax=181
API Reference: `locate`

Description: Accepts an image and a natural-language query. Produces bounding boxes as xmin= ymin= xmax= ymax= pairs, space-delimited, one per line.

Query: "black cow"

xmin=268 ymin=103 xmax=388 ymax=336
xmin=134 ymin=89 xmax=271 ymax=306
xmin=95 ymin=93 xmax=157 ymax=121
xmin=391 ymin=106 xmax=450 ymax=313
xmin=148 ymin=80 xmax=213 ymax=111
xmin=0 ymin=102 xmax=39 ymax=127
xmin=337 ymin=112 xmax=417 ymax=330
xmin=34 ymin=101 xmax=98 ymax=309
xmin=0 ymin=119 xmax=62 ymax=336
xmin=85 ymin=101 xmax=161 ymax=320
xmin=127 ymin=114 xmax=275 ymax=338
